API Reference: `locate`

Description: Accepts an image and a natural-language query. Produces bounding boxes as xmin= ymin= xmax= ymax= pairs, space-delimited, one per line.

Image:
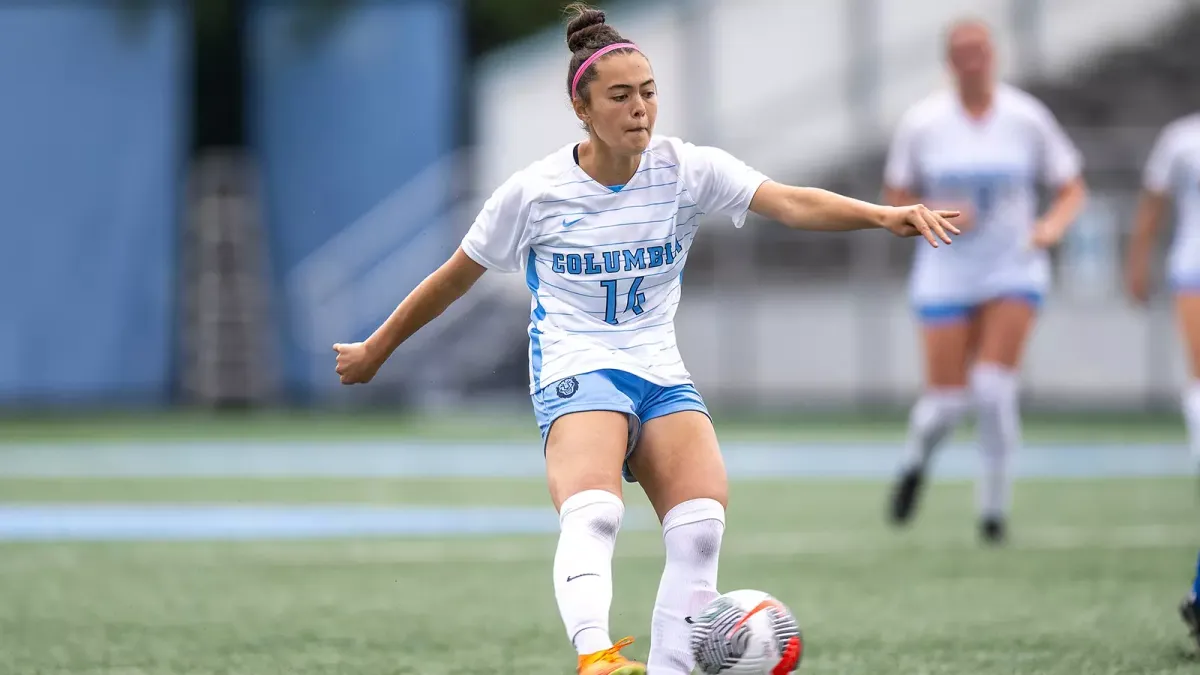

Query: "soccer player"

xmin=883 ymin=18 xmax=1087 ymax=544
xmin=1122 ymin=110 xmax=1200 ymax=649
xmin=332 ymin=5 xmax=959 ymax=674
xmin=1126 ymin=113 xmax=1200 ymax=468
xmin=1183 ymin=552 xmax=1200 ymax=651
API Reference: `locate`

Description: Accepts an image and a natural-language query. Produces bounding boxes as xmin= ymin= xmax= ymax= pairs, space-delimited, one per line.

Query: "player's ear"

xmin=572 ymin=97 xmax=590 ymax=124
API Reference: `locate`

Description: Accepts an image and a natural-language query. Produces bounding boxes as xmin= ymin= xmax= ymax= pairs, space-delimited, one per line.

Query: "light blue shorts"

xmin=1171 ymin=273 xmax=1200 ymax=294
xmin=532 ymin=369 xmax=709 ymax=483
xmin=915 ymin=291 xmax=1043 ymax=325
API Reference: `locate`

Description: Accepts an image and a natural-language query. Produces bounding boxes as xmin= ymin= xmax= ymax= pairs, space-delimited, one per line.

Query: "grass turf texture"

xmin=0 ymin=477 xmax=1196 ymax=674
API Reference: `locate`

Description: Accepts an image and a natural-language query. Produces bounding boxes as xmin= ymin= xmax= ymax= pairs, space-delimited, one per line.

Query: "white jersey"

xmin=884 ymin=84 xmax=1083 ymax=306
xmin=461 ymin=136 xmax=769 ymax=394
xmin=1142 ymin=113 xmax=1200 ymax=285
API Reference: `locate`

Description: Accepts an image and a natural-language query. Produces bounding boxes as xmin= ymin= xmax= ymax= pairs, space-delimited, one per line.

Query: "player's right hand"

xmin=333 ymin=341 xmax=383 ymax=385
xmin=882 ymin=204 xmax=961 ymax=248
xmin=1125 ymin=262 xmax=1150 ymax=305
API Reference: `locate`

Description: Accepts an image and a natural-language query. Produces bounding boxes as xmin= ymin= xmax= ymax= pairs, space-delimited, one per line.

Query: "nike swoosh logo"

xmin=566 ymin=573 xmax=600 ymax=582
xmin=563 ymin=217 xmax=584 ymax=228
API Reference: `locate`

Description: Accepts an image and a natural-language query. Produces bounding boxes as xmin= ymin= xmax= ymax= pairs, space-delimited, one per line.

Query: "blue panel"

xmin=248 ymin=0 xmax=463 ymax=401
xmin=0 ymin=4 xmax=187 ymax=405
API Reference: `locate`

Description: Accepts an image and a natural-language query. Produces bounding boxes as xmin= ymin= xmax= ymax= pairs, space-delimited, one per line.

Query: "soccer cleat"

xmin=577 ymin=636 xmax=646 ymax=675
xmin=980 ymin=516 xmax=1007 ymax=545
xmin=1181 ymin=595 xmax=1200 ymax=651
xmin=888 ymin=467 xmax=925 ymax=526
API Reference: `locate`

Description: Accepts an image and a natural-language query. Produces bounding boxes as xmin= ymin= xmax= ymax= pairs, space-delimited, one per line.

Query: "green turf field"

xmin=0 ymin=408 xmax=1190 ymax=443
xmin=1 ymin=475 xmax=1196 ymax=674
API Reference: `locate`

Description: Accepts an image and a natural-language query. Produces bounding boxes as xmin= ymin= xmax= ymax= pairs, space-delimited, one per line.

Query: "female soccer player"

xmin=1126 ymin=113 xmax=1200 ymax=466
xmin=1122 ymin=111 xmax=1200 ymax=648
xmin=332 ymin=5 xmax=958 ymax=674
xmin=883 ymin=19 xmax=1087 ymax=544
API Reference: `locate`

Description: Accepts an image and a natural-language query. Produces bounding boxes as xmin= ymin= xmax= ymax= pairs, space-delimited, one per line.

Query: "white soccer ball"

xmin=689 ymin=589 xmax=803 ymax=674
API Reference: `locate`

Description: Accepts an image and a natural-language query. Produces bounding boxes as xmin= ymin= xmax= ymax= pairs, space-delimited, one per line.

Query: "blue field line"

xmin=0 ymin=441 xmax=1191 ymax=480
xmin=0 ymin=504 xmax=658 ymax=542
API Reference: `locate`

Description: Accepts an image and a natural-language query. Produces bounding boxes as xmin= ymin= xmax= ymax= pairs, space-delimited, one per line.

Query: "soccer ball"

xmin=689 ymin=589 xmax=803 ymax=674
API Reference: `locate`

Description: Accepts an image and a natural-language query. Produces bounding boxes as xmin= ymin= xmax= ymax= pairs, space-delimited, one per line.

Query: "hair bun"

xmin=566 ymin=5 xmax=617 ymax=53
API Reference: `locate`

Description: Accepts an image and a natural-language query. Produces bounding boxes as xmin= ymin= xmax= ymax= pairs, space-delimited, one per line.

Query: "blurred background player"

xmin=882 ymin=18 xmax=1087 ymax=543
xmin=334 ymin=5 xmax=957 ymax=674
xmin=1125 ymin=112 xmax=1200 ymax=472
xmin=1184 ymin=552 xmax=1200 ymax=651
xmin=1121 ymin=111 xmax=1200 ymax=649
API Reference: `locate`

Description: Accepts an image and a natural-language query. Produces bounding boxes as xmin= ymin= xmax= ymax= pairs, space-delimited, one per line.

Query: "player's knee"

xmin=559 ymin=489 xmax=624 ymax=543
xmin=971 ymin=363 xmax=1018 ymax=412
xmin=913 ymin=388 xmax=971 ymax=427
xmin=661 ymin=498 xmax=726 ymax=564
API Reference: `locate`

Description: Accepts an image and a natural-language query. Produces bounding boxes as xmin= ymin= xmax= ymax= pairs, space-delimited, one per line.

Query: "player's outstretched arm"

xmin=333 ymin=247 xmax=486 ymax=385
xmin=748 ymin=181 xmax=961 ymax=248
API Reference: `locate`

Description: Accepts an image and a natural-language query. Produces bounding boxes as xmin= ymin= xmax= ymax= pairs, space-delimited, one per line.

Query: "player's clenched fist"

xmin=333 ymin=341 xmax=383 ymax=385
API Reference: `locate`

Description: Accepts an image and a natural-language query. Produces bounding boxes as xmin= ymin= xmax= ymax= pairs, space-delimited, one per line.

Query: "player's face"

xmin=579 ymin=53 xmax=657 ymax=156
xmin=947 ymin=24 xmax=994 ymax=88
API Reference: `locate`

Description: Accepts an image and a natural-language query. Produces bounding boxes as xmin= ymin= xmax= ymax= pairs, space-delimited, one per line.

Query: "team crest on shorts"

xmin=556 ymin=376 xmax=579 ymax=399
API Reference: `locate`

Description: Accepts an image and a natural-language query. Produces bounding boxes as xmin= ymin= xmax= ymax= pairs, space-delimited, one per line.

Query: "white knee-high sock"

xmin=647 ymin=498 xmax=726 ymax=675
xmin=553 ymin=489 xmax=624 ymax=655
xmin=901 ymin=389 xmax=972 ymax=472
xmin=1181 ymin=383 xmax=1200 ymax=466
xmin=972 ymin=364 xmax=1020 ymax=519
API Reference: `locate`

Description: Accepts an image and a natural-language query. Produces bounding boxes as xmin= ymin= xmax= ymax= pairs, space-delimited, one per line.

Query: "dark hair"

xmin=564 ymin=3 xmax=636 ymax=103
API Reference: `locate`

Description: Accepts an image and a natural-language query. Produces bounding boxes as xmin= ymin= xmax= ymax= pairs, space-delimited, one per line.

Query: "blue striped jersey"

xmin=460 ymin=135 xmax=770 ymax=394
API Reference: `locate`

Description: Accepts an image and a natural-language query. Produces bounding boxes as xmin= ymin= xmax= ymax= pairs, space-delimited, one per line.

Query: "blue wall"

xmin=0 ymin=4 xmax=187 ymax=405
xmin=248 ymin=0 xmax=463 ymax=401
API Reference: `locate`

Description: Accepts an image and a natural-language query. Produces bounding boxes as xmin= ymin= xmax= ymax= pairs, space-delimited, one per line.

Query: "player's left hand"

xmin=333 ymin=341 xmax=384 ymax=385
xmin=1029 ymin=219 xmax=1065 ymax=249
xmin=882 ymin=204 xmax=961 ymax=248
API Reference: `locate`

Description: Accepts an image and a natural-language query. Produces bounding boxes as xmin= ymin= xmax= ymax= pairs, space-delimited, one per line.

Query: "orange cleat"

xmin=577 ymin=636 xmax=646 ymax=675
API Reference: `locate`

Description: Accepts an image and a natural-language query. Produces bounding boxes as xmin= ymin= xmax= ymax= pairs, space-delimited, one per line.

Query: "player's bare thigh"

xmin=544 ymin=410 xmax=631 ymax=511
xmin=1175 ymin=294 xmax=1200 ymax=379
xmin=975 ymin=297 xmax=1038 ymax=368
xmin=626 ymin=410 xmax=728 ymax=522
xmin=921 ymin=317 xmax=979 ymax=389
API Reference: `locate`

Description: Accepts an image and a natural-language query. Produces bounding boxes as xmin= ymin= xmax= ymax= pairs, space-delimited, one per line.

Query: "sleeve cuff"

xmin=732 ymin=176 xmax=770 ymax=229
xmin=460 ymin=238 xmax=497 ymax=271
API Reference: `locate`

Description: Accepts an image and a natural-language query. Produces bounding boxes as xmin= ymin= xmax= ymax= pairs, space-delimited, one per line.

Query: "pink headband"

xmin=571 ymin=42 xmax=640 ymax=99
